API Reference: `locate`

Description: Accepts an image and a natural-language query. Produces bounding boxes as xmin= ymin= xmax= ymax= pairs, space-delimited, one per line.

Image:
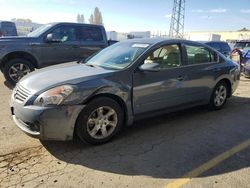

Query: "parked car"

xmin=234 ymin=40 xmax=250 ymax=50
xmin=0 ymin=22 xmax=112 ymax=85
xmin=204 ymin=41 xmax=231 ymax=57
xmin=230 ymin=47 xmax=250 ymax=77
xmin=10 ymin=38 xmax=240 ymax=144
xmin=239 ymin=48 xmax=250 ymax=78
xmin=0 ymin=21 xmax=17 ymax=37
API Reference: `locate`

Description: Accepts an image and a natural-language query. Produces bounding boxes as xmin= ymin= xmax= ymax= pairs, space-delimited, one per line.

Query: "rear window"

xmin=186 ymin=44 xmax=219 ymax=64
xmin=79 ymin=26 xmax=103 ymax=41
xmin=0 ymin=22 xmax=17 ymax=36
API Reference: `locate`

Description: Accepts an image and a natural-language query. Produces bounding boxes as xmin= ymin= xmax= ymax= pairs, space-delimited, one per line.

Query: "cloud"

xmin=209 ymin=8 xmax=228 ymax=13
xmin=200 ymin=15 xmax=214 ymax=19
xmin=240 ymin=9 xmax=250 ymax=13
xmin=192 ymin=9 xmax=204 ymax=13
xmin=191 ymin=8 xmax=228 ymax=13
xmin=164 ymin=14 xmax=172 ymax=18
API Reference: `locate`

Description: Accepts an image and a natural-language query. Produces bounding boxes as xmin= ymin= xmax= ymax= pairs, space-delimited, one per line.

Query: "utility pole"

xmin=169 ymin=0 xmax=185 ymax=38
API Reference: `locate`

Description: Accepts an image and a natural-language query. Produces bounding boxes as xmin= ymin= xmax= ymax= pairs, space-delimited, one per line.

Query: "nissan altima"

xmin=10 ymin=38 xmax=240 ymax=144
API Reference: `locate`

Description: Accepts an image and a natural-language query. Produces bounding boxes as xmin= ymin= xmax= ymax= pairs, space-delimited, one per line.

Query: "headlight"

xmin=33 ymin=85 xmax=79 ymax=106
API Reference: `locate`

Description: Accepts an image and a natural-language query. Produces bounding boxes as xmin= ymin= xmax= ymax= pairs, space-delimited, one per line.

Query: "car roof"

xmin=48 ymin=22 xmax=104 ymax=28
xmin=200 ymin=41 xmax=228 ymax=44
xmin=119 ymin=38 xmax=206 ymax=46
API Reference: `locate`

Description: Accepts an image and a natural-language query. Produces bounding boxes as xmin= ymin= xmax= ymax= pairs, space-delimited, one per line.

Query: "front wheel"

xmin=3 ymin=58 xmax=35 ymax=86
xmin=76 ymin=97 xmax=124 ymax=145
xmin=209 ymin=81 xmax=228 ymax=110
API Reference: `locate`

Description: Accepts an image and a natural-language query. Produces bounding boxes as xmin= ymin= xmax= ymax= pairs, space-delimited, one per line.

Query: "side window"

xmin=144 ymin=44 xmax=182 ymax=69
xmin=51 ymin=25 xmax=77 ymax=42
xmin=79 ymin=27 xmax=103 ymax=41
xmin=186 ymin=44 xmax=218 ymax=65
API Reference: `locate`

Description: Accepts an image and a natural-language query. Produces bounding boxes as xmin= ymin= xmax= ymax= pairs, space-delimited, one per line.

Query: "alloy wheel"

xmin=214 ymin=85 xmax=227 ymax=107
xmin=86 ymin=106 xmax=118 ymax=139
xmin=8 ymin=63 xmax=31 ymax=82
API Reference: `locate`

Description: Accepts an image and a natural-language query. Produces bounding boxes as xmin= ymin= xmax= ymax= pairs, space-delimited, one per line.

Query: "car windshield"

xmin=85 ymin=42 xmax=150 ymax=70
xmin=27 ymin=24 xmax=53 ymax=37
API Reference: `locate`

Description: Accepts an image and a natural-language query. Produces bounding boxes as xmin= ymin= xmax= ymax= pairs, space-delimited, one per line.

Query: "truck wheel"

xmin=3 ymin=58 xmax=35 ymax=85
xmin=76 ymin=97 xmax=124 ymax=145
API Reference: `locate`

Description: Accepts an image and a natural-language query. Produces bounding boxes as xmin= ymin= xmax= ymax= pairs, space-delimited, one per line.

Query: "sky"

xmin=0 ymin=0 xmax=250 ymax=33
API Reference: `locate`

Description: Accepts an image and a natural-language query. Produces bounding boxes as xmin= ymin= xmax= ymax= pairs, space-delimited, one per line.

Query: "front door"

xmin=36 ymin=25 xmax=80 ymax=67
xmin=133 ymin=43 xmax=190 ymax=114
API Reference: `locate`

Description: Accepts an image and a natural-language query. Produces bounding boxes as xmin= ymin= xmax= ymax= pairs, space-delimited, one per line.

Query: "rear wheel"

xmin=3 ymin=58 xmax=35 ymax=85
xmin=76 ymin=97 xmax=124 ymax=145
xmin=209 ymin=81 xmax=228 ymax=110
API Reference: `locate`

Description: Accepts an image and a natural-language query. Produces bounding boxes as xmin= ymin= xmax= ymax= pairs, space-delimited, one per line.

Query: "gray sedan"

xmin=10 ymin=38 xmax=240 ymax=144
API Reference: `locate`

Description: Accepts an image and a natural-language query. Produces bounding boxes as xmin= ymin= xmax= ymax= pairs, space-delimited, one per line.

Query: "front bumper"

xmin=11 ymin=98 xmax=85 ymax=141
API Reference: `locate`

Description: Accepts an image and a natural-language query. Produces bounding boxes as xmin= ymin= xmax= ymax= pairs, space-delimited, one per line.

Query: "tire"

xmin=3 ymin=58 xmax=35 ymax=86
xmin=76 ymin=97 xmax=124 ymax=145
xmin=209 ymin=81 xmax=229 ymax=110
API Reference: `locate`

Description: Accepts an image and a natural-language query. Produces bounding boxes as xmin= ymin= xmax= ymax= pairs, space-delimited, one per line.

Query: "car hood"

xmin=19 ymin=62 xmax=113 ymax=94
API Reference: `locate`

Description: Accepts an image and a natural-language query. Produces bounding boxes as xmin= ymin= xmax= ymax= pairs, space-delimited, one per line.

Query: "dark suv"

xmin=204 ymin=41 xmax=231 ymax=57
xmin=0 ymin=22 xmax=110 ymax=85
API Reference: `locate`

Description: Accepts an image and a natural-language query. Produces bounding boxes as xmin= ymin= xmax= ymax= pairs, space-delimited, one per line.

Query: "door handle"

xmin=177 ymin=76 xmax=184 ymax=81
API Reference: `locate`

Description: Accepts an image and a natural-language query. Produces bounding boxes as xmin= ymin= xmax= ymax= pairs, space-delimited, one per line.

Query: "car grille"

xmin=13 ymin=85 xmax=31 ymax=103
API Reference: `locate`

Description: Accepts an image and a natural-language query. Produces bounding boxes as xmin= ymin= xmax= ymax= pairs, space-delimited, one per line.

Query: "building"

xmin=106 ymin=31 xmax=151 ymax=41
xmin=185 ymin=28 xmax=250 ymax=42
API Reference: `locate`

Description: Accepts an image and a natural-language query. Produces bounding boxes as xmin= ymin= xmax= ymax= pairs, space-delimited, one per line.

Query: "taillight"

xmin=0 ymin=31 xmax=3 ymax=37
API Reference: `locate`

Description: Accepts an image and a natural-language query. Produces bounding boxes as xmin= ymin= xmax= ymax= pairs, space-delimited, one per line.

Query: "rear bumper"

xmin=11 ymin=99 xmax=85 ymax=141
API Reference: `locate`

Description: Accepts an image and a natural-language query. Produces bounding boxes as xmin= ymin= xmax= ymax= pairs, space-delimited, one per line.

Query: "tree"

xmin=77 ymin=14 xmax=85 ymax=23
xmin=89 ymin=14 xmax=94 ymax=24
xmin=89 ymin=7 xmax=103 ymax=25
xmin=77 ymin=14 xmax=80 ymax=23
xmin=80 ymin=14 xmax=85 ymax=23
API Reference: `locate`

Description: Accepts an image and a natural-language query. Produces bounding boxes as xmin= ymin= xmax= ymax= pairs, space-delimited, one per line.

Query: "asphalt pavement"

xmin=0 ymin=73 xmax=250 ymax=188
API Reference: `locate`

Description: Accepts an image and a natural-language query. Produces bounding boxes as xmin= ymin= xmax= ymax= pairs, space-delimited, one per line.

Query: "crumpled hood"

xmin=19 ymin=62 xmax=113 ymax=94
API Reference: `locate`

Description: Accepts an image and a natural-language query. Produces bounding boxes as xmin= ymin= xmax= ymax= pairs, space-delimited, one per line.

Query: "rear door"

xmin=183 ymin=42 xmax=222 ymax=101
xmin=78 ymin=26 xmax=107 ymax=60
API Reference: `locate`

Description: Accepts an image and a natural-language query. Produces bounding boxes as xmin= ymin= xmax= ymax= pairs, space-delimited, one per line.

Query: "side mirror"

xmin=46 ymin=33 xmax=53 ymax=42
xmin=46 ymin=33 xmax=61 ymax=43
xmin=139 ymin=62 xmax=160 ymax=72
